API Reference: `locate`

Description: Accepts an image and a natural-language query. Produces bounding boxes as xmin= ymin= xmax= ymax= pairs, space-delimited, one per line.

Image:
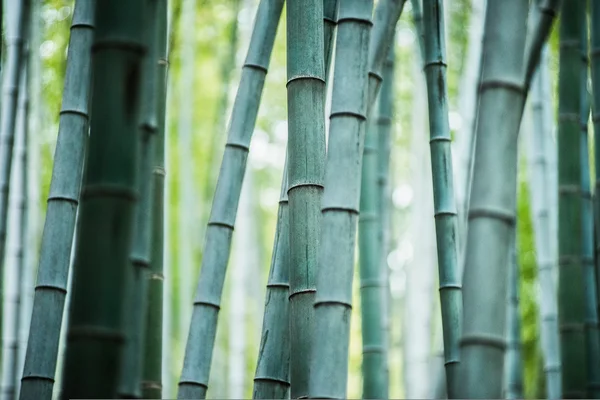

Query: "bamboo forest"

xmin=0 ymin=0 xmax=596 ymax=399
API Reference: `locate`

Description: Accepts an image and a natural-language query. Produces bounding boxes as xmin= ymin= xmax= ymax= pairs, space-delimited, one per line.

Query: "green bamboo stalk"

xmin=457 ymin=0 xmax=528 ymax=397
xmin=579 ymin=7 xmax=600 ymax=396
xmin=286 ymin=0 xmax=327 ymax=397
xmin=376 ymin=38 xmax=395 ymax=386
xmin=19 ymin=1 xmax=94 ymax=398
xmin=118 ymin=0 xmax=162 ymax=396
xmin=252 ymin=158 xmax=291 ymax=400
xmin=177 ymin=1 xmax=284 ymax=398
xmin=307 ymin=1 xmax=373 ymax=398
xmin=592 ymin=0 xmax=600 ymax=359
xmin=0 ymin=1 xmax=30 ymax=367
xmin=359 ymin=104 xmax=387 ymax=399
xmin=2 ymin=49 xmax=29 ymax=400
xmin=252 ymin=5 xmax=337 ymax=396
xmin=141 ymin=1 xmax=168 ymax=398
xmin=529 ymin=46 xmax=562 ymax=399
xmin=557 ymin=1 xmax=586 ymax=397
xmin=504 ymin=232 xmax=523 ymax=399
xmin=58 ymin=0 xmax=147 ymax=396
xmin=421 ymin=0 xmax=461 ymax=396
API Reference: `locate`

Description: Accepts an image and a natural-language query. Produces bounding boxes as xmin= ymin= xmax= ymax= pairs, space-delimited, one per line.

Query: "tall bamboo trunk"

xmin=578 ymin=7 xmax=600 ymax=395
xmin=592 ymin=0 xmax=600 ymax=354
xmin=528 ymin=46 xmax=562 ymax=399
xmin=19 ymin=1 xmax=94 ymax=398
xmin=504 ymin=230 xmax=523 ymax=399
xmin=0 ymin=2 xmax=30 ymax=369
xmin=118 ymin=0 xmax=163 ymax=396
xmin=402 ymin=46 xmax=436 ymax=400
xmin=59 ymin=0 xmax=147 ymax=396
xmin=376 ymin=39 xmax=395 ymax=381
xmin=177 ymin=1 xmax=284 ymax=397
xmin=421 ymin=0 xmax=462 ymax=396
xmin=2 ymin=49 xmax=29 ymax=400
xmin=457 ymin=0 xmax=528 ymax=397
xmin=176 ymin=0 xmax=197 ymax=356
xmin=142 ymin=1 xmax=168 ymax=397
xmin=557 ymin=1 xmax=586 ymax=397
xmin=308 ymin=1 xmax=373 ymax=398
xmin=453 ymin=0 xmax=485 ymax=256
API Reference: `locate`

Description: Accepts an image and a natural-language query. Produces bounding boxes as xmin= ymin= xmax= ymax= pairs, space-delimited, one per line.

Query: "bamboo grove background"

xmin=0 ymin=0 xmax=579 ymax=398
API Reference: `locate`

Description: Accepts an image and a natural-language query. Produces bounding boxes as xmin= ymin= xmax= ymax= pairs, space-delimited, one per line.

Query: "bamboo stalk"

xmin=142 ymin=1 xmax=168 ymax=398
xmin=308 ymin=1 xmax=373 ymax=398
xmin=421 ymin=0 xmax=462 ymax=396
xmin=177 ymin=1 xmax=284 ymax=398
xmin=528 ymin=46 xmax=562 ymax=399
xmin=591 ymin=0 xmax=600 ymax=365
xmin=59 ymin=0 xmax=147 ymax=396
xmin=19 ymin=1 xmax=94 ymax=398
xmin=457 ymin=0 xmax=528 ymax=397
xmin=118 ymin=0 xmax=162 ymax=396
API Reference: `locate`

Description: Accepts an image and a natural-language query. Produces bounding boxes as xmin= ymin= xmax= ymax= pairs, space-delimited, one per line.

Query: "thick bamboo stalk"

xmin=2 ymin=52 xmax=29 ymax=400
xmin=59 ymin=0 xmax=147 ymax=396
xmin=528 ymin=46 xmax=562 ymax=399
xmin=457 ymin=0 xmax=528 ymax=397
xmin=19 ymin=2 xmax=94 ymax=398
xmin=557 ymin=1 xmax=586 ymax=397
xmin=578 ymin=9 xmax=600 ymax=396
xmin=421 ymin=0 xmax=462 ymax=396
xmin=118 ymin=0 xmax=162 ymax=396
xmin=0 ymin=1 xmax=29 ymax=367
xmin=142 ymin=1 xmax=168 ymax=397
xmin=286 ymin=0 xmax=327 ymax=397
xmin=177 ymin=1 xmax=284 ymax=398
xmin=308 ymin=1 xmax=372 ymax=398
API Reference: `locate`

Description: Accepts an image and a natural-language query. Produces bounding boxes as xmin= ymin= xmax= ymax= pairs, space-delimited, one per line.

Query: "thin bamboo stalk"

xmin=421 ymin=0 xmax=462 ymax=396
xmin=579 ymin=7 xmax=600 ymax=395
xmin=504 ymin=231 xmax=523 ymax=399
xmin=557 ymin=1 xmax=586 ymax=397
xmin=0 ymin=1 xmax=30 ymax=369
xmin=142 ymin=1 xmax=168 ymax=398
xmin=457 ymin=0 xmax=528 ymax=397
xmin=323 ymin=0 xmax=339 ymax=80
xmin=59 ymin=0 xmax=147 ymax=395
xmin=118 ymin=0 xmax=162 ymax=396
xmin=19 ymin=1 xmax=94 ymax=398
xmin=528 ymin=46 xmax=562 ymax=399
xmin=308 ymin=1 xmax=373 ymax=398
xmin=592 ymin=0 xmax=600 ymax=360
xmin=177 ymin=1 xmax=284 ymax=398
xmin=2 ymin=49 xmax=29 ymax=400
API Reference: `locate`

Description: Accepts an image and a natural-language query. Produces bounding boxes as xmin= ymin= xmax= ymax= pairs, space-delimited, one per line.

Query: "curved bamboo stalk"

xmin=578 ymin=11 xmax=600 ymax=396
xmin=118 ymin=0 xmax=162 ymax=396
xmin=457 ymin=0 xmax=528 ymax=397
xmin=253 ymin=5 xmax=337 ymax=396
xmin=557 ymin=1 xmax=586 ymax=397
xmin=142 ymin=1 xmax=168 ymax=398
xmin=286 ymin=0 xmax=327 ymax=396
xmin=528 ymin=46 xmax=562 ymax=399
xmin=19 ymin=2 xmax=95 ymax=398
xmin=308 ymin=1 xmax=373 ymax=398
xmin=504 ymin=232 xmax=523 ymax=399
xmin=177 ymin=1 xmax=284 ymax=398
xmin=2 ymin=51 xmax=29 ymax=400
xmin=0 ymin=1 xmax=30 ymax=365
xmin=421 ymin=0 xmax=462 ymax=396
xmin=59 ymin=0 xmax=147 ymax=396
